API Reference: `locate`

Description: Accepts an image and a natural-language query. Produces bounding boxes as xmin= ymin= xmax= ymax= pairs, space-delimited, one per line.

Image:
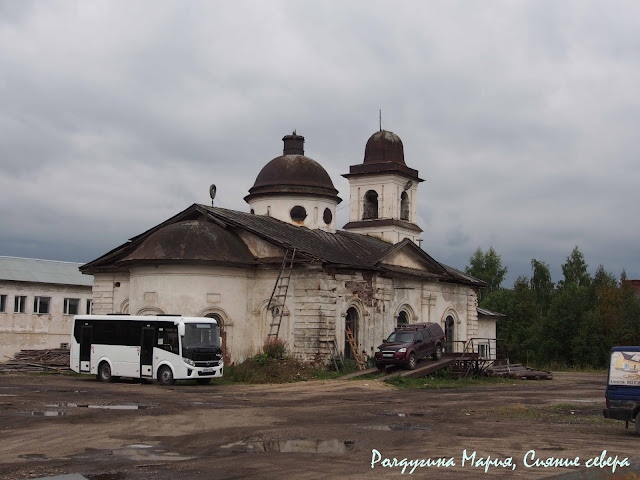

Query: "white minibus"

xmin=70 ymin=315 xmax=223 ymax=385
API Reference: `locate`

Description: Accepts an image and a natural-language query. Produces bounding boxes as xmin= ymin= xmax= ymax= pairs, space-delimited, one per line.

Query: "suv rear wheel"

xmin=432 ymin=345 xmax=443 ymax=361
xmin=635 ymin=412 xmax=640 ymax=435
xmin=407 ymin=353 xmax=417 ymax=370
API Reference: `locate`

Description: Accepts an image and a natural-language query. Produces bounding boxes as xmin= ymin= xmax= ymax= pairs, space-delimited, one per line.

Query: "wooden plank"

xmin=376 ymin=357 xmax=458 ymax=382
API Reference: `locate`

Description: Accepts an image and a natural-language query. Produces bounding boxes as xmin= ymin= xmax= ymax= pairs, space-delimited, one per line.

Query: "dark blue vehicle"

xmin=602 ymin=346 xmax=640 ymax=434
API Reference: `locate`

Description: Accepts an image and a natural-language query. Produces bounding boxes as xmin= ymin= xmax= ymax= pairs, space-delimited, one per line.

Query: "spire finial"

xmin=379 ymin=109 xmax=382 ymax=131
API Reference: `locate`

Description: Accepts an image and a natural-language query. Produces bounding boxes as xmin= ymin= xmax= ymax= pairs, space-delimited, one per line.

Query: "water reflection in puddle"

xmin=377 ymin=412 xmax=426 ymax=417
xmin=226 ymin=439 xmax=357 ymax=454
xmin=44 ymin=403 xmax=148 ymax=410
xmin=363 ymin=424 xmax=429 ymax=431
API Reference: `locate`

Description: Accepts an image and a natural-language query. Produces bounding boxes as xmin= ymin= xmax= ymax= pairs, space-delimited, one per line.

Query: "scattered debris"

xmin=1 ymin=348 xmax=70 ymax=373
xmin=485 ymin=363 xmax=553 ymax=380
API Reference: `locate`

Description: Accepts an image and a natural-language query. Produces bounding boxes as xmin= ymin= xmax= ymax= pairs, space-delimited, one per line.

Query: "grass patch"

xmin=208 ymin=357 xmax=358 ymax=384
xmin=384 ymin=370 xmax=523 ymax=389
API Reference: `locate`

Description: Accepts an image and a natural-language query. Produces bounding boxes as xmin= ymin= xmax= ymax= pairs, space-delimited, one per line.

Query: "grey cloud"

xmin=1 ymin=0 xmax=639 ymax=286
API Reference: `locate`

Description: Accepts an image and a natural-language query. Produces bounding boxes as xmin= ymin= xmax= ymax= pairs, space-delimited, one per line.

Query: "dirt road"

xmin=0 ymin=372 xmax=637 ymax=479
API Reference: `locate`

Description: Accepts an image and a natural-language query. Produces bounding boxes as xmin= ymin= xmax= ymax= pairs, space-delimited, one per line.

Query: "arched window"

xmin=397 ymin=310 xmax=409 ymax=327
xmin=363 ymin=190 xmax=378 ymax=220
xmin=400 ymin=191 xmax=409 ymax=221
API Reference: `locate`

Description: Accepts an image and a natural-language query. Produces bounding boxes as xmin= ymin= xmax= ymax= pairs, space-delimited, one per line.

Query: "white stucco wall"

xmin=0 ymin=281 xmax=93 ymax=360
xmin=246 ymin=195 xmax=338 ymax=232
xmin=477 ymin=317 xmax=497 ymax=359
xmin=87 ymin=261 xmax=481 ymax=365
xmin=346 ymin=174 xmax=419 ymax=225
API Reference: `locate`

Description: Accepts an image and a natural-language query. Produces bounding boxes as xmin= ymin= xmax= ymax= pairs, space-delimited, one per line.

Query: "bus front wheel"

xmin=158 ymin=366 xmax=175 ymax=386
xmin=98 ymin=362 xmax=113 ymax=383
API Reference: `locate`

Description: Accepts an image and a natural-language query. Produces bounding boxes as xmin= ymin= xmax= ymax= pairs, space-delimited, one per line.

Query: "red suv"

xmin=374 ymin=323 xmax=445 ymax=370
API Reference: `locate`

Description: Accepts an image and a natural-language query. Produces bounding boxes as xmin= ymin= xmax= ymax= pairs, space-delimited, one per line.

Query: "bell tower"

xmin=342 ymin=129 xmax=424 ymax=244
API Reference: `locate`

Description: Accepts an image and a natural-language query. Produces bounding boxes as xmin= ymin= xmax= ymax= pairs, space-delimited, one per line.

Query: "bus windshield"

xmin=182 ymin=323 xmax=220 ymax=350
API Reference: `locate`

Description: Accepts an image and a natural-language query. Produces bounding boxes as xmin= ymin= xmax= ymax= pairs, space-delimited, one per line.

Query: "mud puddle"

xmin=223 ymin=439 xmax=357 ymax=454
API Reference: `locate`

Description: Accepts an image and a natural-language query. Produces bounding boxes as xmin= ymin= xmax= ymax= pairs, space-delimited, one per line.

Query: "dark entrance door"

xmin=445 ymin=315 xmax=455 ymax=352
xmin=344 ymin=307 xmax=358 ymax=360
xmin=80 ymin=326 xmax=92 ymax=372
xmin=140 ymin=327 xmax=154 ymax=378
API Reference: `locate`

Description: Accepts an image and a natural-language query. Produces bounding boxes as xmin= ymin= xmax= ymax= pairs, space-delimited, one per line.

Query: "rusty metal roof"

xmin=120 ymin=219 xmax=255 ymax=266
xmin=81 ymin=204 xmax=485 ymax=287
xmin=477 ymin=307 xmax=506 ymax=318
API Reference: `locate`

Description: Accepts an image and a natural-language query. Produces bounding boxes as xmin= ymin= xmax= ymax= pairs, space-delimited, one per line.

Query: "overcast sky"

xmin=1 ymin=0 xmax=639 ymax=286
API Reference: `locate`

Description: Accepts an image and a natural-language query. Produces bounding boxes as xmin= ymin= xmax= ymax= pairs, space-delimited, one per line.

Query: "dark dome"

xmin=120 ymin=220 xmax=254 ymax=265
xmin=245 ymin=133 xmax=341 ymax=202
xmin=364 ymin=130 xmax=405 ymax=165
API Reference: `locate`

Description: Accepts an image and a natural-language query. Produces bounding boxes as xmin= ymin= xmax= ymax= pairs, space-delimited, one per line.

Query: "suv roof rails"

xmin=397 ymin=322 xmax=432 ymax=330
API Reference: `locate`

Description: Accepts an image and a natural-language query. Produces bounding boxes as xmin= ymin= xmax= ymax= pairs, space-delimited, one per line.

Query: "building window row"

xmin=0 ymin=294 xmax=92 ymax=315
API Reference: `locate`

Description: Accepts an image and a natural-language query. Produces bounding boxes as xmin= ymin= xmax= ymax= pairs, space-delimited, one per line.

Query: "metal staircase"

xmin=266 ymin=249 xmax=296 ymax=339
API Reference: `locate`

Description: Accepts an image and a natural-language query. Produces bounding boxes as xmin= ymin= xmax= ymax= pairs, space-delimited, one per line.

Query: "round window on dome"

xmin=290 ymin=206 xmax=307 ymax=223
xmin=323 ymin=208 xmax=333 ymax=225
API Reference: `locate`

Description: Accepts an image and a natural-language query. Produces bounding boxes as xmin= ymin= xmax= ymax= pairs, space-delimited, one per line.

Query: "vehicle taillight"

xmin=606 ymin=397 xmax=609 ymax=409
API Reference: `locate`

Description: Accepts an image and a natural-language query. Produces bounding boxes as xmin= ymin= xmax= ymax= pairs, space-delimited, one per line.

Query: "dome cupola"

xmin=245 ymin=133 xmax=340 ymax=202
xmin=245 ymin=132 xmax=341 ymax=232
xmin=364 ymin=130 xmax=405 ymax=165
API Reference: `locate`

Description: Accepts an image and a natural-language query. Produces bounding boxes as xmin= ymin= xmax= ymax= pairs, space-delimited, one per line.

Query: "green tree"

xmin=530 ymin=259 xmax=554 ymax=314
xmin=483 ymin=276 xmax=539 ymax=364
xmin=559 ymin=246 xmax=591 ymax=288
xmin=465 ymin=246 xmax=508 ymax=301
xmin=618 ymin=280 xmax=640 ymax=345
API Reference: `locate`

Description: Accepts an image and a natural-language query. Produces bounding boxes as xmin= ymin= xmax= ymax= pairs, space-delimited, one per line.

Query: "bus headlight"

xmin=183 ymin=357 xmax=195 ymax=366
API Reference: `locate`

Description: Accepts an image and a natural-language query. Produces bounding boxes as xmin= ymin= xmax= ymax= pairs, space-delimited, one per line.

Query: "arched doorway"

xmin=444 ymin=314 xmax=455 ymax=352
xmin=344 ymin=307 xmax=359 ymax=360
xmin=205 ymin=313 xmax=229 ymax=365
xmin=397 ymin=310 xmax=409 ymax=327
xmin=363 ymin=190 xmax=379 ymax=220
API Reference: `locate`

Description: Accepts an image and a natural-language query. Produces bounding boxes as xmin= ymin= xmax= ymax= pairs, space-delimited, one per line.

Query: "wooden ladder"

xmin=323 ymin=335 xmax=343 ymax=371
xmin=266 ymin=249 xmax=296 ymax=340
xmin=345 ymin=327 xmax=366 ymax=370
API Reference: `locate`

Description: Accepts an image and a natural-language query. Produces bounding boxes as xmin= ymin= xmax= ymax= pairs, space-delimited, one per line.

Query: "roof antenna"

xmin=379 ymin=109 xmax=382 ymax=131
xmin=209 ymin=184 xmax=217 ymax=207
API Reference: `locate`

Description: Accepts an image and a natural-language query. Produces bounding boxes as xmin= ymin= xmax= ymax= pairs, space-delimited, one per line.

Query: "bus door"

xmin=80 ymin=325 xmax=92 ymax=373
xmin=140 ymin=327 xmax=155 ymax=378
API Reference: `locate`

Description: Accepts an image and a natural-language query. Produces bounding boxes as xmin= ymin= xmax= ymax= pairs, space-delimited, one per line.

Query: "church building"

xmin=80 ymin=129 xmax=492 ymax=364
